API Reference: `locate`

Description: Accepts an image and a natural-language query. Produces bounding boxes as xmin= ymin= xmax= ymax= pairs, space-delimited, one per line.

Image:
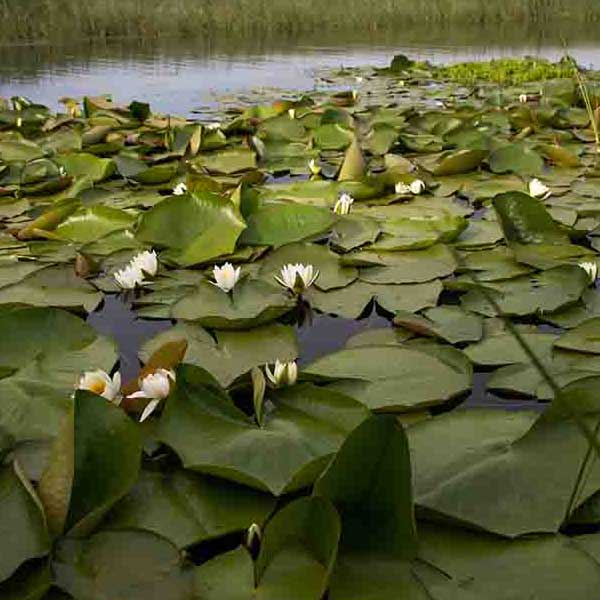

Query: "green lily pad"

xmin=555 ymin=318 xmax=600 ymax=354
xmin=0 ymin=463 xmax=49 ymax=583
xmin=433 ymin=149 xmax=487 ymax=176
xmin=258 ymin=242 xmax=357 ymax=291
xmin=140 ymin=322 xmax=298 ymax=387
xmin=156 ymin=366 xmax=368 ymax=494
xmin=171 ymin=278 xmax=295 ymax=329
xmin=460 ymin=266 xmax=588 ymax=317
xmin=489 ymin=143 xmax=544 ymax=176
xmin=104 ymin=469 xmax=276 ymax=549
xmin=410 ymin=409 xmax=600 ymax=536
xmin=136 ymin=192 xmax=246 ymax=267
xmin=358 ymin=244 xmax=457 ymax=284
xmin=255 ymin=496 xmax=340 ymax=600
xmin=54 ymin=206 xmax=135 ymax=243
xmin=305 ymin=344 xmax=472 ymax=411
xmin=307 ymin=279 xmax=443 ymax=319
xmin=38 ymin=391 xmax=142 ymax=537
xmin=52 ymin=531 xmax=194 ymax=600
xmin=0 ymin=264 xmax=102 ymax=311
xmin=240 ymin=202 xmax=335 ymax=247
xmin=0 ymin=308 xmax=117 ymax=442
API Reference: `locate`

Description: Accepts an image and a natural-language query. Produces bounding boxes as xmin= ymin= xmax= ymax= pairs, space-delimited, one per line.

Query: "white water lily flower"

xmin=410 ymin=179 xmax=426 ymax=195
xmin=206 ymin=122 xmax=221 ymax=130
xmin=265 ymin=360 xmax=298 ymax=388
xmin=114 ymin=263 xmax=145 ymax=290
xmin=131 ymin=250 xmax=158 ymax=277
xmin=58 ymin=166 xmax=67 ymax=177
xmin=529 ymin=178 xmax=551 ymax=199
xmin=173 ymin=182 xmax=188 ymax=196
xmin=352 ymin=90 xmax=358 ymax=101
xmin=129 ymin=369 xmax=176 ymax=422
xmin=355 ymin=76 xmax=364 ymax=83
xmin=519 ymin=93 xmax=528 ymax=103
xmin=333 ymin=192 xmax=354 ymax=215
xmin=395 ymin=182 xmax=411 ymax=195
xmin=212 ymin=262 xmax=241 ymax=293
xmin=308 ymin=158 xmax=321 ymax=175
xmin=579 ymin=261 xmax=598 ymax=284
xmin=274 ymin=263 xmax=319 ymax=294
xmin=78 ymin=370 xmax=121 ymax=403
xmin=288 ymin=108 xmax=296 ymax=119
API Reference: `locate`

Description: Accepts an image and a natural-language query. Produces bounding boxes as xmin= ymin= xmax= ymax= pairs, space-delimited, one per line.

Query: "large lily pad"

xmin=410 ymin=408 xmax=600 ymax=536
xmin=0 ymin=308 xmax=117 ymax=442
xmin=0 ymin=463 xmax=49 ymax=583
xmin=156 ymin=366 xmax=368 ymax=494
xmin=171 ymin=278 xmax=295 ymax=329
xmin=240 ymin=202 xmax=335 ymax=247
xmin=307 ymin=279 xmax=443 ymax=319
xmin=136 ymin=192 xmax=246 ymax=267
xmin=38 ymin=391 xmax=142 ymax=537
xmin=140 ymin=322 xmax=298 ymax=387
xmin=460 ymin=266 xmax=588 ymax=317
xmin=52 ymin=531 xmax=194 ymax=600
xmin=103 ymin=469 xmax=276 ymax=549
xmin=305 ymin=344 xmax=472 ymax=411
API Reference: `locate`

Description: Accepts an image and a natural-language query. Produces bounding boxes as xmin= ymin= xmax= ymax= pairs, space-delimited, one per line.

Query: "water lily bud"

xmin=78 ymin=370 xmax=121 ymax=403
xmin=173 ymin=182 xmax=188 ymax=196
xmin=528 ymin=178 xmax=551 ymax=199
xmin=16 ymin=116 xmax=22 ymax=128
xmin=265 ymin=360 xmax=298 ymax=388
xmin=333 ymin=192 xmax=354 ymax=215
xmin=274 ymin=263 xmax=319 ymax=294
xmin=288 ymin=108 xmax=296 ymax=119
xmin=212 ymin=262 xmax=241 ymax=293
xmin=308 ymin=159 xmax=321 ymax=176
xmin=131 ymin=250 xmax=158 ymax=277
xmin=114 ymin=263 xmax=145 ymax=290
xmin=246 ymin=523 xmax=262 ymax=557
xmin=579 ymin=261 xmax=598 ymax=285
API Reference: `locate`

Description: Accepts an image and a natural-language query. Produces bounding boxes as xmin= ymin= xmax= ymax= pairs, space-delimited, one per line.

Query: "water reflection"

xmin=86 ymin=295 xmax=171 ymax=381
xmin=1 ymin=27 xmax=600 ymax=115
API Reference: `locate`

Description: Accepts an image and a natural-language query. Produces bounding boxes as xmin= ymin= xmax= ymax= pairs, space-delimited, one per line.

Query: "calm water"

xmin=1 ymin=29 xmax=600 ymax=116
xmin=3 ymin=29 xmax=589 ymax=408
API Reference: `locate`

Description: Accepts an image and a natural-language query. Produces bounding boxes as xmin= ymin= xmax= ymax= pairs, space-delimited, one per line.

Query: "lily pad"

xmin=104 ymin=469 xmax=276 ymax=549
xmin=156 ymin=366 xmax=368 ymax=494
xmin=140 ymin=322 xmax=298 ymax=387
xmin=305 ymin=344 xmax=472 ymax=411
xmin=136 ymin=192 xmax=246 ymax=267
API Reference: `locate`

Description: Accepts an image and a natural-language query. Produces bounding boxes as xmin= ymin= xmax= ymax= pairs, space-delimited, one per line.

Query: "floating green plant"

xmin=2 ymin=55 xmax=600 ymax=599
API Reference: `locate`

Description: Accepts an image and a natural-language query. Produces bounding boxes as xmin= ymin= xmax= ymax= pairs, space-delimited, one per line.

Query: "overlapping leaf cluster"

xmin=3 ymin=56 xmax=600 ymax=598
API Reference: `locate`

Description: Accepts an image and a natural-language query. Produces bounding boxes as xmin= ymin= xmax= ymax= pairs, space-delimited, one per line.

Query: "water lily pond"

xmin=4 ymin=54 xmax=600 ymax=598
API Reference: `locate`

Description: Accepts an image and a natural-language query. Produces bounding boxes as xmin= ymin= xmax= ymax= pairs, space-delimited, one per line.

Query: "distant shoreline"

xmin=2 ymin=0 xmax=600 ymax=45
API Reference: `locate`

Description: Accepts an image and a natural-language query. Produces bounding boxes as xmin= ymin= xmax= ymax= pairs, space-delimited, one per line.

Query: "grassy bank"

xmin=2 ymin=0 xmax=600 ymax=44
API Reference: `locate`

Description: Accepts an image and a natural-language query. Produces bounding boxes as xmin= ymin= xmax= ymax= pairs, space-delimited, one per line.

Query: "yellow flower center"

xmin=89 ymin=380 xmax=106 ymax=395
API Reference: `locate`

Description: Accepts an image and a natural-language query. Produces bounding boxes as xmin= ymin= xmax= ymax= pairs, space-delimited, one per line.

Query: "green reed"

xmin=1 ymin=0 xmax=600 ymax=43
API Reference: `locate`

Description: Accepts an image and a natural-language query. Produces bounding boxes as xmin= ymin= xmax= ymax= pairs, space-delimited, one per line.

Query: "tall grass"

xmin=1 ymin=0 xmax=600 ymax=44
